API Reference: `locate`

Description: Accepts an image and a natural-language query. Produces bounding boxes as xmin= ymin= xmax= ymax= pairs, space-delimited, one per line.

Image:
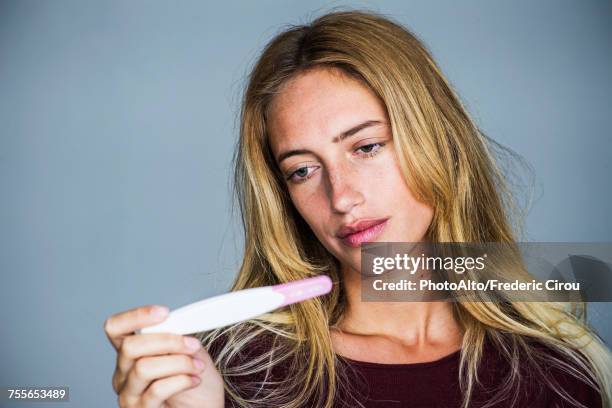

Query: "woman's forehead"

xmin=266 ymin=69 xmax=387 ymax=149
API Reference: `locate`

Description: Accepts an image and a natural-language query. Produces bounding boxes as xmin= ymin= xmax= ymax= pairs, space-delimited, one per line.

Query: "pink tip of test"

xmin=138 ymin=274 xmax=334 ymax=335
xmin=273 ymin=275 xmax=333 ymax=307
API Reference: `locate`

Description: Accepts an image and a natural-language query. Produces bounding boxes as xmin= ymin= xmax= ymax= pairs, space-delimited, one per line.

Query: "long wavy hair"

xmin=196 ymin=9 xmax=612 ymax=408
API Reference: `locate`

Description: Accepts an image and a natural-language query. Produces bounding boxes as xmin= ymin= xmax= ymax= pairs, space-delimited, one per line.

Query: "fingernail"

xmin=193 ymin=358 xmax=205 ymax=369
xmin=191 ymin=375 xmax=201 ymax=385
xmin=184 ymin=336 xmax=201 ymax=350
xmin=151 ymin=306 xmax=169 ymax=318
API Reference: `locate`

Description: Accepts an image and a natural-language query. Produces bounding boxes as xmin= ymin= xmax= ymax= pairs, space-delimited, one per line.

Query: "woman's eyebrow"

xmin=276 ymin=120 xmax=384 ymax=164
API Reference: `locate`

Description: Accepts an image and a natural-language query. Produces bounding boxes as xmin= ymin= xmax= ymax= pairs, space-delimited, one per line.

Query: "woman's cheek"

xmin=363 ymin=158 xmax=392 ymax=183
xmin=290 ymin=190 xmax=323 ymax=229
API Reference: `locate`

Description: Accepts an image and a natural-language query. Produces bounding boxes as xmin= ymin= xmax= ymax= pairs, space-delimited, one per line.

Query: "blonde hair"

xmin=196 ymin=8 xmax=612 ymax=408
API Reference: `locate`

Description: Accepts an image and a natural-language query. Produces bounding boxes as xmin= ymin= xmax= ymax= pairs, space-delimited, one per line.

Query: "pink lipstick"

xmin=339 ymin=218 xmax=389 ymax=248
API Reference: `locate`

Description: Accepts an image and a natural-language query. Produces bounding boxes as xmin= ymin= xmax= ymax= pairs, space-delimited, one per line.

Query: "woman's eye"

xmin=287 ymin=166 xmax=317 ymax=183
xmin=286 ymin=143 xmax=385 ymax=184
xmin=356 ymin=142 xmax=385 ymax=157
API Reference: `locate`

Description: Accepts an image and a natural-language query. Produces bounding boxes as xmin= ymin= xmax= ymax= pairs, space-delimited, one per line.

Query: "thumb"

xmin=190 ymin=346 xmax=225 ymax=399
xmin=192 ymin=346 xmax=214 ymax=368
xmin=191 ymin=346 xmax=221 ymax=382
xmin=164 ymin=344 xmax=225 ymax=407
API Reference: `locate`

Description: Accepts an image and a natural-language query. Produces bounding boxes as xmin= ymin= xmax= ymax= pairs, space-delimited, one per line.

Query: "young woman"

xmin=104 ymin=10 xmax=612 ymax=408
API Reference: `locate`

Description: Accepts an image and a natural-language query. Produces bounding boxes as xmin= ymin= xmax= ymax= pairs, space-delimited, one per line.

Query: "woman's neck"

xmin=333 ymin=265 xmax=464 ymax=349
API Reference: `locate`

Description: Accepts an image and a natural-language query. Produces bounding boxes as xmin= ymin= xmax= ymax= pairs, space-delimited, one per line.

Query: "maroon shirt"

xmin=208 ymin=332 xmax=604 ymax=407
xmin=332 ymin=346 xmax=602 ymax=407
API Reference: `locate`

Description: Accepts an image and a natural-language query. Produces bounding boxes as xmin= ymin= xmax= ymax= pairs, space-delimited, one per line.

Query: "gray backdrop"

xmin=1 ymin=1 xmax=610 ymax=406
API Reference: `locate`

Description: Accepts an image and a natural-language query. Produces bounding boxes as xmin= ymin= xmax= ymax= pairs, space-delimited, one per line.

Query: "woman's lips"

xmin=340 ymin=219 xmax=389 ymax=248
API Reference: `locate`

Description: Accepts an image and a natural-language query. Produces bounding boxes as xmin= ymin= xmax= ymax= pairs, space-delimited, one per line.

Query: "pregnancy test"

xmin=138 ymin=275 xmax=333 ymax=335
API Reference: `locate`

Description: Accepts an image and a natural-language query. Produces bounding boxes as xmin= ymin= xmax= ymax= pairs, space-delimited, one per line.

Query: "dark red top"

xmin=208 ymin=332 xmax=604 ymax=408
xmin=332 ymin=346 xmax=602 ymax=408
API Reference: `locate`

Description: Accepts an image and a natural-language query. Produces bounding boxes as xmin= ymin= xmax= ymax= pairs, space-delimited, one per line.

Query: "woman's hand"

xmin=104 ymin=305 xmax=225 ymax=408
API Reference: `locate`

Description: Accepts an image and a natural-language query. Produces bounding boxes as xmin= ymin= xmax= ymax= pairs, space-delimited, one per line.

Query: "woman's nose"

xmin=327 ymin=167 xmax=364 ymax=214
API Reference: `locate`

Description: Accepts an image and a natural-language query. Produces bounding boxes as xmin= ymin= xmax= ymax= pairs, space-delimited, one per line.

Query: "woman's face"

xmin=267 ymin=67 xmax=433 ymax=274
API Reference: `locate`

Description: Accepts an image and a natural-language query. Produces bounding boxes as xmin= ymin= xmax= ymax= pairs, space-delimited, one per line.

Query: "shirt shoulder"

xmin=469 ymin=335 xmax=604 ymax=408
xmin=202 ymin=328 xmax=298 ymax=406
xmin=537 ymin=343 xmax=604 ymax=408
